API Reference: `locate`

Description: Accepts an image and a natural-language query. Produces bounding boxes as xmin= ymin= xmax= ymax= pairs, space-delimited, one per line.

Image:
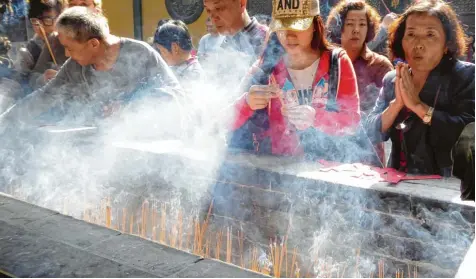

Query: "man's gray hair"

xmin=56 ymin=6 xmax=109 ymax=42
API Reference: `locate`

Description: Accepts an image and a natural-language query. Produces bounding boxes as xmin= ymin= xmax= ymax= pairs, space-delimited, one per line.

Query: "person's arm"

xmin=367 ymin=26 xmax=387 ymax=51
xmin=231 ymin=93 xmax=255 ymax=130
xmin=313 ymin=52 xmax=360 ymax=135
xmin=365 ymin=72 xmax=398 ymax=143
xmin=0 ymin=63 xmax=71 ymax=126
xmin=427 ymin=65 xmax=475 ymax=150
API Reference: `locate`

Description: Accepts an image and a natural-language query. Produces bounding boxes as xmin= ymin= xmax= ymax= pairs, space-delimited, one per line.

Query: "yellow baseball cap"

xmin=270 ymin=0 xmax=321 ymax=32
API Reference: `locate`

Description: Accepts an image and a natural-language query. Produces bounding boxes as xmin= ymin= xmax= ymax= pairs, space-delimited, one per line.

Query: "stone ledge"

xmin=0 ymin=194 xmax=266 ymax=278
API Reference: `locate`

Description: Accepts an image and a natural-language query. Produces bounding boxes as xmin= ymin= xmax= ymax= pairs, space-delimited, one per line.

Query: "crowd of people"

xmin=0 ymin=0 xmax=474 ymax=201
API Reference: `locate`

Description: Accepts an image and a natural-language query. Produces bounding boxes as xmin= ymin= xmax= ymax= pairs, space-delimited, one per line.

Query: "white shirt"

xmin=285 ymin=59 xmax=320 ymax=106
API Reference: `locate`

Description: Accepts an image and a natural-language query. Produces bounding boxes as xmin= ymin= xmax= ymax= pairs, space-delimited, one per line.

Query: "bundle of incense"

xmin=38 ymin=25 xmax=58 ymax=66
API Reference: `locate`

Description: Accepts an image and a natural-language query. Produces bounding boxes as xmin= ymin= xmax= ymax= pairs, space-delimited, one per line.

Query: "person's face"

xmin=58 ymin=31 xmax=99 ymax=66
xmin=204 ymin=0 xmax=243 ymax=35
xmin=341 ymin=9 xmax=368 ymax=52
xmin=277 ymin=24 xmax=314 ymax=56
xmin=31 ymin=10 xmax=58 ymax=38
xmin=68 ymin=0 xmax=95 ymax=9
xmin=402 ymin=13 xmax=447 ymax=72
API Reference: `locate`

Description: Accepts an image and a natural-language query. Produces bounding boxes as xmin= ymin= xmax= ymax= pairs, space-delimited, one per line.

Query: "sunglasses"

xmin=30 ymin=16 xmax=56 ymax=27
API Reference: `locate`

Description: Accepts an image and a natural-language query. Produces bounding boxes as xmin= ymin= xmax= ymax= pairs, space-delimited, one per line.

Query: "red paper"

xmin=318 ymin=160 xmax=442 ymax=184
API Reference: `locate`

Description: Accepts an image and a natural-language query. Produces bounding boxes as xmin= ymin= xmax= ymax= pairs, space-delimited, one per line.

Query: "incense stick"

xmin=178 ymin=210 xmax=183 ymax=250
xmin=38 ymin=25 xmax=57 ymax=66
xmin=129 ymin=215 xmax=133 ymax=234
xmin=226 ymin=227 xmax=232 ymax=263
xmin=355 ymin=248 xmax=360 ymax=277
xmin=238 ymin=230 xmax=244 ymax=267
xmin=122 ymin=208 xmax=127 ymax=232
xmin=215 ymin=229 xmax=223 ymax=260
xmin=105 ymin=204 xmax=111 ymax=228
xmin=160 ymin=204 xmax=166 ymax=243
xmin=141 ymin=200 xmax=149 ymax=238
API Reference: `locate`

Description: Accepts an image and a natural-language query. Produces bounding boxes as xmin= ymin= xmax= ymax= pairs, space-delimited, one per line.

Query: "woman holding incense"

xmin=230 ymin=0 xmax=360 ymax=160
xmin=25 ymin=0 xmax=68 ymax=90
xmin=366 ymin=0 xmax=475 ymax=200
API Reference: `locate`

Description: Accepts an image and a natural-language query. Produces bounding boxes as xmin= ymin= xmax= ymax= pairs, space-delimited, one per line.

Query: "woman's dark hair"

xmin=326 ymin=0 xmax=381 ymax=45
xmin=157 ymin=18 xmax=170 ymax=28
xmin=250 ymin=16 xmax=332 ymax=86
xmin=154 ymin=20 xmax=193 ymax=52
xmin=388 ymin=0 xmax=467 ymax=61
xmin=28 ymin=0 xmax=65 ymax=19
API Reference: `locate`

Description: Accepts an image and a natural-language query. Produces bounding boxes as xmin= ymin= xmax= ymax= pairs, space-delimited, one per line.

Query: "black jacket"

xmin=366 ymin=58 xmax=475 ymax=175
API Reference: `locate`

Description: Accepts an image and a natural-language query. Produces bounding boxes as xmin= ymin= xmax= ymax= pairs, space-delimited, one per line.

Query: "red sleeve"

xmin=313 ymin=51 xmax=361 ymax=135
xmin=231 ymin=93 xmax=255 ymax=130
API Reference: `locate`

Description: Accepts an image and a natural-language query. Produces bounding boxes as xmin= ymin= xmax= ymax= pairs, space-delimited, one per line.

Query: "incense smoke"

xmin=0 ymin=18 xmax=474 ymax=278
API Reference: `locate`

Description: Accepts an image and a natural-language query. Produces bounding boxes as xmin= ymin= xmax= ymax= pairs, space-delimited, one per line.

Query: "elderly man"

xmin=202 ymin=0 xmax=268 ymax=95
xmin=1 ymin=7 xmax=181 ymax=127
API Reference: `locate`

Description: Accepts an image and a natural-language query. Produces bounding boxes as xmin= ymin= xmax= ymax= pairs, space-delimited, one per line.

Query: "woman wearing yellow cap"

xmin=230 ymin=0 xmax=360 ymax=162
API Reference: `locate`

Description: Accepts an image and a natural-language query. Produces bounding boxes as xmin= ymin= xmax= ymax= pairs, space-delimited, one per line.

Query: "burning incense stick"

xmin=160 ymin=204 xmax=166 ymax=243
xmin=122 ymin=208 xmax=127 ymax=232
xmin=141 ymin=200 xmax=149 ymax=238
xmin=105 ymin=204 xmax=111 ymax=228
xmin=290 ymin=248 xmax=297 ymax=278
xmin=178 ymin=210 xmax=183 ymax=249
xmin=355 ymin=248 xmax=360 ymax=277
xmin=186 ymin=218 xmax=193 ymax=251
xmin=341 ymin=265 xmax=347 ymax=278
xmin=226 ymin=226 xmax=232 ymax=263
xmin=215 ymin=229 xmax=223 ymax=260
xmin=38 ymin=25 xmax=57 ymax=66
xmin=129 ymin=215 xmax=133 ymax=234
xmin=238 ymin=230 xmax=244 ymax=267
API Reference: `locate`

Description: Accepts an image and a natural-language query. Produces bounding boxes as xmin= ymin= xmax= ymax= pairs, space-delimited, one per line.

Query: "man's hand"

xmin=246 ymin=84 xmax=280 ymax=111
xmin=43 ymin=69 xmax=58 ymax=83
xmin=287 ymin=105 xmax=316 ymax=131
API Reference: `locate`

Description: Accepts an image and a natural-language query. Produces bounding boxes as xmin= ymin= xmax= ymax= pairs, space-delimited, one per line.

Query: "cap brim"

xmin=270 ymin=17 xmax=314 ymax=32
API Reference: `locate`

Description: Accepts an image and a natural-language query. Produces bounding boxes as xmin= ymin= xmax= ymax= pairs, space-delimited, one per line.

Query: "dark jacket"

xmin=366 ymin=58 xmax=475 ymax=175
